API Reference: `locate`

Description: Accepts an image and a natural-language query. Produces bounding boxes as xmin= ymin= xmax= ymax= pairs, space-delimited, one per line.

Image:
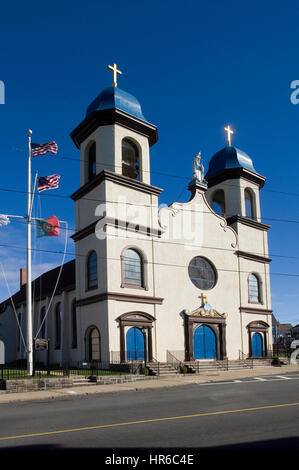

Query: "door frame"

xmin=117 ymin=312 xmax=155 ymax=363
xmin=184 ymin=314 xmax=227 ymax=361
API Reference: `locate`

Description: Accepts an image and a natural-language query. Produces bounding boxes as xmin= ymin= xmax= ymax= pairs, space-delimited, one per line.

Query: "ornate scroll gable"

xmin=184 ymin=304 xmax=226 ymax=319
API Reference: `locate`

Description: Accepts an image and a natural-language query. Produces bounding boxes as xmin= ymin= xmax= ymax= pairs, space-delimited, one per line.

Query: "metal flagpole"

xmin=26 ymin=129 xmax=33 ymax=376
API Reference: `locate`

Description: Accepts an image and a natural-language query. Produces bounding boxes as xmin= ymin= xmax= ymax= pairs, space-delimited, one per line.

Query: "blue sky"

xmin=0 ymin=0 xmax=299 ymax=325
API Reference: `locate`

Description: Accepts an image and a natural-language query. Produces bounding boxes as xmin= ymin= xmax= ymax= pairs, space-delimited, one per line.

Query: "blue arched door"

xmin=193 ymin=325 xmax=216 ymax=359
xmin=252 ymin=332 xmax=263 ymax=357
xmin=126 ymin=327 xmax=144 ymax=361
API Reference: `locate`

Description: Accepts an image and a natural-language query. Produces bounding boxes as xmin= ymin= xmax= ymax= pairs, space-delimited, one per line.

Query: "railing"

xmin=0 ymin=359 xmax=144 ymax=381
xmin=166 ymin=350 xmax=185 ymax=362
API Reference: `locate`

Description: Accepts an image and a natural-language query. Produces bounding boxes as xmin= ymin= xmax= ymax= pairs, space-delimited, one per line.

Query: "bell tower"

xmin=205 ymin=126 xmax=272 ymax=356
xmin=205 ymin=126 xmax=266 ymax=224
xmin=69 ymin=65 xmax=162 ymax=334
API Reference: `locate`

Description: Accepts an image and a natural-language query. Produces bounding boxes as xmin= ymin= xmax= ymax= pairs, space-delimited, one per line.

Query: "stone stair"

xmin=147 ymin=362 xmax=180 ymax=376
xmin=158 ymin=358 xmax=274 ymax=375
xmin=71 ymin=374 xmax=98 ymax=386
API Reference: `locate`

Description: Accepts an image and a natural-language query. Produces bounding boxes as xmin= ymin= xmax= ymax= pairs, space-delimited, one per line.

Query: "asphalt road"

xmin=0 ymin=373 xmax=299 ymax=461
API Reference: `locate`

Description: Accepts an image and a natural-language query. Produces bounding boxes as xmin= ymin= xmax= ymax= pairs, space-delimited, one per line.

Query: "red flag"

xmin=36 ymin=216 xmax=60 ymax=237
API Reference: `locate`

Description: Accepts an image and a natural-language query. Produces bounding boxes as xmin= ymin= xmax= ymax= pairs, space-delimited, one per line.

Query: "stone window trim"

xmin=120 ymin=246 xmax=148 ymax=291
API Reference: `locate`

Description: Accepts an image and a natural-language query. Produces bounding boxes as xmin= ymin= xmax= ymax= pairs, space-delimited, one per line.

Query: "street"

xmin=0 ymin=372 xmax=299 ymax=461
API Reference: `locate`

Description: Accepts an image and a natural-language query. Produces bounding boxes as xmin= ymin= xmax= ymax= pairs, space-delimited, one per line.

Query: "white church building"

xmin=0 ymin=66 xmax=273 ymax=367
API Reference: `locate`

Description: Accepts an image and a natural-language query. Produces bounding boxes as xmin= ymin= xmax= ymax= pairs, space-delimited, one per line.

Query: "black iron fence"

xmin=0 ymin=360 xmax=144 ymax=381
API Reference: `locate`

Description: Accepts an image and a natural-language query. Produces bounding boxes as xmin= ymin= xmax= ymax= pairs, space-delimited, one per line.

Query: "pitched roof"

xmin=0 ymin=259 xmax=75 ymax=313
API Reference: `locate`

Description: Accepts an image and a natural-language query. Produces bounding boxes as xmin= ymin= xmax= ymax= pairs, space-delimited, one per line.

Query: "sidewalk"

xmin=0 ymin=364 xmax=299 ymax=404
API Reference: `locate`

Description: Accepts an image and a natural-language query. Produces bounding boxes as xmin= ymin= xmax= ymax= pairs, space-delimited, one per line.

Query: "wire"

xmin=34 ymin=222 xmax=69 ymax=340
xmin=0 ymin=240 xmax=297 ymax=282
xmin=3 ymin=186 xmax=299 ymax=228
xmin=3 ymin=214 xmax=299 ymax=263
xmin=0 ymin=262 xmax=28 ymax=351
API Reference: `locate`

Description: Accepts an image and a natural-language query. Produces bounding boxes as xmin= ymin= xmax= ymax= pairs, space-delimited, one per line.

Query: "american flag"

xmin=31 ymin=141 xmax=58 ymax=157
xmin=37 ymin=174 xmax=61 ymax=192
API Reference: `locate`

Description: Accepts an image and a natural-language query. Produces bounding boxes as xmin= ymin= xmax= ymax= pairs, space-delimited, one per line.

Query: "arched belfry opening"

xmin=87 ymin=142 xmax=96 ymax=183
xmin=122 ymin=138 xmax=140 ymax=180
xmin=212 ymin=189 xmax=226 ymax=217
xmin=244 ymin=188 xmax=256 ymax=220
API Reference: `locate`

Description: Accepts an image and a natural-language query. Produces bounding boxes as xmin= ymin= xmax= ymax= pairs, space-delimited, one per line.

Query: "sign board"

xmin=35 ymin=339 xmax=49 ymax=351
xmin=0 ymin=340 xmax=5 ymax=364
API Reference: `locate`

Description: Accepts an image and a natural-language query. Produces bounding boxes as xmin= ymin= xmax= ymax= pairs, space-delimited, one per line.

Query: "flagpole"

xmin=26 ymin=129 xmax=33 ymax=376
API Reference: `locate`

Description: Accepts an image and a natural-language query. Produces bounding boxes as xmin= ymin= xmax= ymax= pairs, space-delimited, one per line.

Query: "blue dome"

xmin=86 ymin=86 xmax=146 ymax=121
xmin=205 ymin=145 xmax=258 ymax=180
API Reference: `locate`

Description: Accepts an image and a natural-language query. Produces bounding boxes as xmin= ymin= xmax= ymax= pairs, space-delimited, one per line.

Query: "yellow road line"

xmin=1 ymin=402 xmax=299 ymax=442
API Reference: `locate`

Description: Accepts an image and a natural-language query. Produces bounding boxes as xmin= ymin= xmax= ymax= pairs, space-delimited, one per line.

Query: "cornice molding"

xmin=239 ymin=306 xmax=273 ymax=315
xmin=227 ymin=215 xmax=271 ymax=232
xmin=235 ymin=250 xmax=272 ymax=264
xmin=70 ymin=108 xmax=158 ymax=148
xmin=71 ymin=169 xmax=163 ymax=201
xmin=71 ymin=218 xmax=162 ymax=242
xmin=206 ymin=167 xmax=266 ymax=189
xmin=76 ymin=291 xmax=164 ymax=307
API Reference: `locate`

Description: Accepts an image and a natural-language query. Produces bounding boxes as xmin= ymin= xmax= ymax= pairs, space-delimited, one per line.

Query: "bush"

xmin=180 ymin=365 xmax=188 ymax=374
xmin=272 ymin=356 xmax=281 ymax=366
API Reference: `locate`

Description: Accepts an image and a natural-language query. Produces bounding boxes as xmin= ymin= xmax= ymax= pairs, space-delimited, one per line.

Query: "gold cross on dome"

xmin=224 ymin=125 xmax=234 ymax=146
xmin=108 ymin=63 xmax=122 ymax=87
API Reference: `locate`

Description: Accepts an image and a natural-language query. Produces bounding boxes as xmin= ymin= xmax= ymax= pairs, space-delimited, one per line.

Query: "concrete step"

xmin=147 ymin=362 xmax=179 ymax=376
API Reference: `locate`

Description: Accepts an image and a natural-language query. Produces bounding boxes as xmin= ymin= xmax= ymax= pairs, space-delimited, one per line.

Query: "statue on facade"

xmin=192 ymin=152 xmax=205 ymax=183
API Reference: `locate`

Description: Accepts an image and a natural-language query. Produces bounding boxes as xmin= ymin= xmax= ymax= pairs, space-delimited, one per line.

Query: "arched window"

xmin=71 ymin=300 xmax=78 ymax=349
xmin=87 ymin=251 xmax=98 ymax=290
xmin=88 ymin=142 xmax=96 ymax=182
xmin=40 ymin=306 xmax=46 ymax=339
xmin=122 ymin=139 xmax=140 ymax=180
xmin=122 ymin=249 xmax=144 ymax=287
xmin=86 ymin=326 xmax=101 ymax=362
xmin=55 ymin=303 xmax=62 ymax=349
xmin=248 ymin=273 xmax=261 ymax=303
xmin=212 ymin=190 xmax=225 ymax=217
xmin=245 ymin=188 xmax=255 ymax=219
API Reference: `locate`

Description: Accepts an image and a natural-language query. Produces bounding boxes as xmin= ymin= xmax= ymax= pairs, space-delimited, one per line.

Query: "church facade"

xmin=0 ymin=69 xmax=273 ymax=366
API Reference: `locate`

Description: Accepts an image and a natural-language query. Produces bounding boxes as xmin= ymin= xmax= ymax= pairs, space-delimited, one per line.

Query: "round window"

xmin=188 ymin=257 xmax=217 ymax=290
